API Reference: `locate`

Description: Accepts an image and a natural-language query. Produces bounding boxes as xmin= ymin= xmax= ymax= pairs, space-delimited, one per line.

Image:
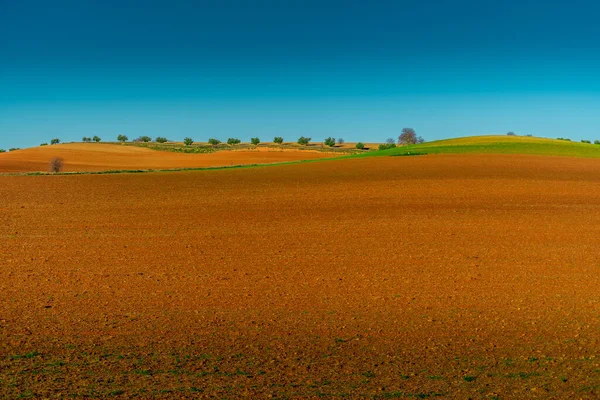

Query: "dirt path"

xmin=2 ymin=154 xmax=600 ymax=398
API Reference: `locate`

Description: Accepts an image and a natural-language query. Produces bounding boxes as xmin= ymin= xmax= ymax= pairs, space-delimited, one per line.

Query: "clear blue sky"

xmin=2 ymin=0 xmax=600 ymax=149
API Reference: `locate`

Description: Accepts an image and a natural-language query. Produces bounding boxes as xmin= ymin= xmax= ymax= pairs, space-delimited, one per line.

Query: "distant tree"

xmin=117 ymin=134 xmax=128 ymax=143
xmin=297 ymin=136 xmax=312 ymax=145
xmin=183 ymin=137 xmax=194 ymax=146
xmin=82 ymin=136 xmax=91 ymax=142
xmin=40 ymin=143 xmax=48 ymax=146
xmin=416 ymin=136 xmax=425 ymax=144
xmin=49 ymin=157 xmax=64 ymax=173
xmin=93 ymin=135 xmax=101 ymax=142
xmin=355 ymin=142 xmax=365 ymax=150
xmin=525 ymin=134 xmax=533 ymax=137
xmin=385 ymin=138 xmax=395 ymax=145
xmin=324 ymin=137 xmax=336 ymax=147
xmin=398 ymin=128 xmax=417 ymax=145
xmin=208 ymin=138 xmax=221 ymax=145
xmin=507 ymin=131 xmax=516 ymax=136
xmin=0 ymin=149 xmax=5 ymax=153
xmin=378 ymin=143 xmax=396 ymax=150
xmin=9 ymin=148 xmax=20 ymax=151
xmin=50 ymin=138 xmax=60 ymax=145
xmin=139 ymin=136 xmax=151 ymax=142
xmin=250 ymin=137 xmax=260 ymax=145
xmin=227 ymin=138 xmax=241 ymax=145
xmin=273 ymin=136 xmax=284 ymax=144
xmin=595 ymin=140 xmax=600 ymax=145
xmin=581 ymin=139 xmax=591 ymax=144
xmin=155 ymin=137 xmax=168 ymax=143
xmin=337 ymin=138 xmax=345 ymax=146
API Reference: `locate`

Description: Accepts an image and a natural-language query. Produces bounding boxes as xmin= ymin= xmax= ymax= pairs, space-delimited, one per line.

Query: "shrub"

xmin=93 ymin=135 xmax=101 ymax=142
xmin=117 ymin=134 xmax=128 ymax=143
xmin=183 ymin=137 xmax=194 ymax=146
xmin=297 ymin=136 xmax=312 ymax=145
xmin=337 ymin=138 xmax=345 ymax=146
xmin=49 ymin=157 xmax=64 ymax=173
xmin=208 ymin=138 xmax=221 ymax=145
xmin=155 ymin=137 xmax=168 ymax=143
xmin=507 ymin=131 xmax=516 ymax=136
xmin=378 ymin=143 xmax=396 ymax=150
xmin=50 ymin=138 xmax=60 ymax=145
xmin=355 ymin=142 xmax=365 ymax=149
xmin=82 ymin=136 xmax=91 ymax=142
xmin=250 ymin=137 xmax=260 ymax=145
xmin=40 ymin=143 xmax=48 ymax=146
xmin=595 ymin=140 xmax=600 ymax=145
xmin=9 ymin=148 xmax=20 ymax=151
xmin=227 ymin=137 xmax=241 ymax=145
xmin=0 ymin=149 xmax=5 ymax=153
xmin=581 ymin=139 xmax=591 ymax=144
xmin=324 ymin=137 xmax=336 ymax=147
xmin=273 ymin=136 xmax=284 ymax=144
xmin=557 ymin=137 xmax=571 ymax=141
xmin=525 ymin=134 xmax=533 ymax=137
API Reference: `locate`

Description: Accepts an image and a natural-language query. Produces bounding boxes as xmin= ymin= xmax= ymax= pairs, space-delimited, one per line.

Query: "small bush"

xmin=507 ymin=131 xmax=516 ymax=136
xmin=250 ymin=137 xmax=260 ymax=145
xmin=49 ymin=157 xmax=64 ymax=173
xmin=227 ymin=138 xmax=241 ymax=145
xmin=298 ymin=136 xmax=312 ymax=145
xmin=273 ymin=136 xmax=283 ymax=144
xmin=525 ymin=134 xmax=533 ymax=137
xmin=355 ymin=142 xmax=365 ymax=149
xmin=378 ymin=143 xmax=396 ymax=150
xmin=40 ymin=143 xmax=48 ymax=146
xmin=9 ymin=148 xmax=20 ymax=152
xmin=324 ymin=137 xmax=336 ymax=147
xmin=0 ymin=149 xmax=5 ymax=153
xmin=82 ymin=136 xmax=91 ymax=142
xmin=117 ymin=134 xmax=128 ymax=142
xmin=155 ymin=137 xmax=168 ymax=143
xmin=557 ymin=137 xmax=571 ymax=141
xmin=595 ymin=140 xmax=600 ymax=145
xmin=208 ymin=138 xmax=221 ymax=145
xmin=50 ymin=138 xmax=60 ymax=145
xmin=93 ymin=135 xmax=101 ymax=142
xmin=183 ymin=137 xmax=194 ymax=146
xmin=581 ymin=139 xmax=591 ymax=144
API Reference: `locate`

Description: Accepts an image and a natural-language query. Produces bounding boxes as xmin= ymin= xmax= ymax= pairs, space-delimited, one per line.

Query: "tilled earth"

xmin=2 ymin=154 xmax=600 ymax=399
xmin=0 ymin=143 xmax=337 ymax=173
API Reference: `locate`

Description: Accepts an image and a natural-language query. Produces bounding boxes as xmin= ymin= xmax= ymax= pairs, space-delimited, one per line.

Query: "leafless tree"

xmin=49 ymin=157 xmax=64 ymax=173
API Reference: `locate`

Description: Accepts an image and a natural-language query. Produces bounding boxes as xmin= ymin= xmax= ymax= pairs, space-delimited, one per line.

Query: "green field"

xmin=375 ymin=135 xmax=600 ymax=158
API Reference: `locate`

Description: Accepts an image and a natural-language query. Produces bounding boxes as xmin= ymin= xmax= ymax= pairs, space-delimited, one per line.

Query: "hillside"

xmin=379 ymin=135 xmax=600 ymax=158
xmin=0 ymin=143 xmax=339 ymax=173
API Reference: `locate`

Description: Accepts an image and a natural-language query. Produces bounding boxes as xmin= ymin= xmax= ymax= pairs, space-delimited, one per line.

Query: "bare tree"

xmin=385 ymin=138 xmax=395 ymax=145
xmin=337 ymin=138 xmax=345 ymax=146
xmin=49 ymin=157 xmax=64 ymax=173
xmin=398 ymin=128 xmax=417 ymax=145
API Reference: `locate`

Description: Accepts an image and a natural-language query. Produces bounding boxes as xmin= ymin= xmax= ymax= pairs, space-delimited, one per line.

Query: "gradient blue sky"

xmin=2 ymin=0 xmax=600 ymax=149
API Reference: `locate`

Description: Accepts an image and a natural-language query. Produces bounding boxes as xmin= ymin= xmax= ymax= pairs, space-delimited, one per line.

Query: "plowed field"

xmin=2 ymin=154 xmax=600 ymax=398
xmin=0 ymin=143 xmax=337 ymax=173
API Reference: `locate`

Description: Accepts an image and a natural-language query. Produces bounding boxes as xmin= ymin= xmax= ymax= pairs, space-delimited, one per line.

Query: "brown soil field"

xmin=2 ymin=154 xmax=600 ymax=398
xmin=0 ymin=143 xmax=338 ymax=173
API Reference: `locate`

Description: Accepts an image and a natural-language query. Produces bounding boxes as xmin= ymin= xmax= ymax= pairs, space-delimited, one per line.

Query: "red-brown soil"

xmin=0 ymin=143 xmax=338 ymax=173
xmin=2 ymin=154 xmax=600 ymax=398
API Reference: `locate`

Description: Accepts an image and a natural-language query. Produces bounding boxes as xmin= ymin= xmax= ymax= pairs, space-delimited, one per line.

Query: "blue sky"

xmin=2 ymin=0 xmax=600 ymax=149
